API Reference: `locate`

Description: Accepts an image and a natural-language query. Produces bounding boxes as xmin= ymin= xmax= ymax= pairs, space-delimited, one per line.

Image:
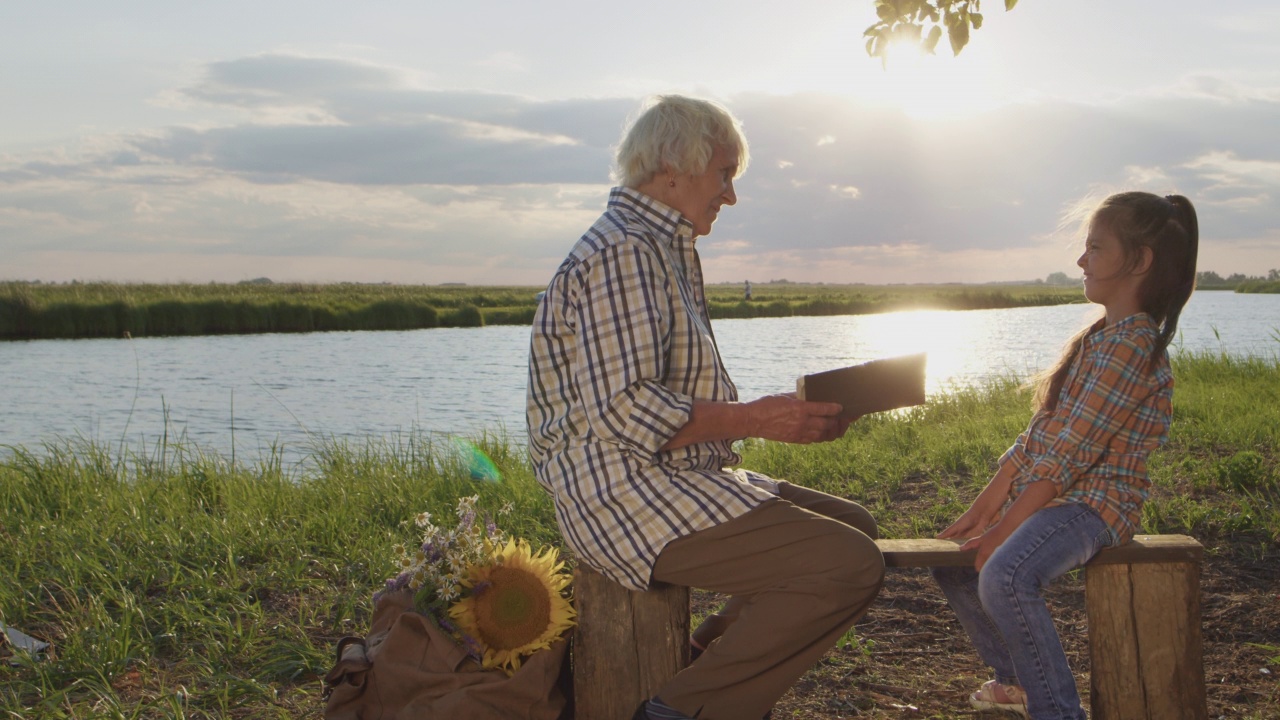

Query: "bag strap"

xmin=322 ymin=636 xmax=371 ymax=698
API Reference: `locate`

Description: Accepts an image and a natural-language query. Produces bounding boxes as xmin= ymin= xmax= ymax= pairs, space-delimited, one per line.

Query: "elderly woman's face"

xmin=670 ymin=144 xmax=738 ymax=237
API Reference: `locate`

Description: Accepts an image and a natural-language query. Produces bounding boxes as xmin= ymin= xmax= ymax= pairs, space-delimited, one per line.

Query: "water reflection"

xmin=0 ymin=291 xmax=1275 ymax=462
xmin=714 ymin=303 xmax=1101 ymax=398
xmin=862 ymin=310 xmax=974 ymax=384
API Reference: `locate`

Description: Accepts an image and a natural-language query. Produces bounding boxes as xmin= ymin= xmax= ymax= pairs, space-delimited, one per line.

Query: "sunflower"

xmin=448 ymin=537 xmax=575 ymax=674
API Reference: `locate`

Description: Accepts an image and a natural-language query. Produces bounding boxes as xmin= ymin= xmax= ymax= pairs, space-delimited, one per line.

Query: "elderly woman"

xmin=526 ymin=95 xmax=885 ymax=720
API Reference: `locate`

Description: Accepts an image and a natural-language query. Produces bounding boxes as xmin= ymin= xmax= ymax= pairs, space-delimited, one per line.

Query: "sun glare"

xmin=857 ymin=37 xmax=1008 ymax=120
xmin=856 ymin=309 xmax=973 ymax=394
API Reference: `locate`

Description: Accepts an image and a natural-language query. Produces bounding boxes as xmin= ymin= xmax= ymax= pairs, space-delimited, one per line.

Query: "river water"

xmin=1 ymin=292 xmax=1275 ymax=463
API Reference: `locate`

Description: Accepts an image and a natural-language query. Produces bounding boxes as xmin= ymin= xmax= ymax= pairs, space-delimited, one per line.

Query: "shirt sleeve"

xmin=998 ymin=428 xmax=1033 ymax=471
xmin=1028 ymin=334 xmax=1162 ymax=494
xmin=570 ymin=238 xmax=693 ymax=459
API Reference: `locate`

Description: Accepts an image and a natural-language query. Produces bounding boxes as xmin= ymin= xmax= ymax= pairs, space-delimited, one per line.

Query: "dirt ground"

xmin=698 ymin=541 xmax=1279 ymax=719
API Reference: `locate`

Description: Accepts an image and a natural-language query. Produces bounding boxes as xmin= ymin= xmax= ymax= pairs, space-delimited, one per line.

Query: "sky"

xmin=2 ymin=1 xmax=1278 ymax=286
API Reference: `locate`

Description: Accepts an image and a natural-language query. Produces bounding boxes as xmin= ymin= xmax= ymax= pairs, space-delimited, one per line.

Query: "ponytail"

xmin=1148 ymin=194 xmax=1199 ymax=363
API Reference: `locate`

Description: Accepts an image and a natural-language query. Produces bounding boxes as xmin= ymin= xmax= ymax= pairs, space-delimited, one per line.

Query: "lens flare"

xmin=454 ymin=438 xmax=501 ymax=483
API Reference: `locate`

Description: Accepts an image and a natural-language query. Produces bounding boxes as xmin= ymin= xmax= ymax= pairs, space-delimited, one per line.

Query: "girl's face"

xmin=1077 ymin=220 xmax=1146 ymax=312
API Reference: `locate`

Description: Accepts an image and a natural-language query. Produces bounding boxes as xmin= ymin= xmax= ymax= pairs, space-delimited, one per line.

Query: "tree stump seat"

xmin=571 ymin=534 xmax=1206 ymax=720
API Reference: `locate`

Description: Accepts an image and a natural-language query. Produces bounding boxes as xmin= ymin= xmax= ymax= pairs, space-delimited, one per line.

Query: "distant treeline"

xmin=0 ymin=281 xmax=1091 ymax=340
xmin=703 ymin=283 xmax=1087 ymax=319
xmin=1235 ymin=280 xmax=1280 ymax=294
xmin=1197 ymin=269 xmax=1280 ymax=292
xmin=0 ymin=282 xmax=531 ymax=340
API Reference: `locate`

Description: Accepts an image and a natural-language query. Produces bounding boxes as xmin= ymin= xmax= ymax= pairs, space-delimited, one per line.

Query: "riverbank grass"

xmin=0 ymin=281 xmax=1086 ymax=339
xmin=1 ymin=353 xmax=1276 ymax=718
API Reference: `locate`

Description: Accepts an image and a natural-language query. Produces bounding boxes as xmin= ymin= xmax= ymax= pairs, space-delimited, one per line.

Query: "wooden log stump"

xmin=572 ymin=566 xmax=690 ymax=720
xmin=879 ymin=534 xmax=1207 ymax=719
xmin=568 ymin=536 xmax=1205 ymax=720
xmin=1086 ymin=551 xmax=1206 ymax=720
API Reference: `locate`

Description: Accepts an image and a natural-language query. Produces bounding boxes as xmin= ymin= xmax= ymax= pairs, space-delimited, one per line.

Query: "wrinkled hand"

xmin=745 ymin=394 xmax=850 ymax=444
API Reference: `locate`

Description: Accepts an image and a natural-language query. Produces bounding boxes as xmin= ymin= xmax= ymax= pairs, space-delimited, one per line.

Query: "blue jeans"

xmin=932 ymin=503 xmax=1111 ymax=720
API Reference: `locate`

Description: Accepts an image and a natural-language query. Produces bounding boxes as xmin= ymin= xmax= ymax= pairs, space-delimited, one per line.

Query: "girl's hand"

xmin=937 ymin=507 xmax=990 ymax=540
xmin=964 ymin=480 xmax=1057 ymax=571
xmin=938 ymin=466 xmax=1015 ymax=541
xmin=960 ymin=522 xmax=1015 ymax=572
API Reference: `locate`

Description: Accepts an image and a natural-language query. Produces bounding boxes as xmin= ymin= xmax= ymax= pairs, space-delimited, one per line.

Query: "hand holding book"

xmin=796 ymin=353 xmax=927 ymax=420
xmin=742 ymin=393 xmax=850 ymax=445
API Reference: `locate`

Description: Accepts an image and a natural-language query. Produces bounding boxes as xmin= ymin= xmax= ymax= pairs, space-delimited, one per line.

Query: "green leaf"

xmin=869 ymin=33 xmax=886 ymax=60
xmin=924 ymin=25 xmax=943 ymax=54
xmin=1005 ymin=0 xmax=1019 ymax=10
xmin=971 ymin=12 xmax=983 ymax=29
xmin=948 ymin=20 xmax=970 ymax=55
xmin=877 ymin=2 xmax=896 ymax=21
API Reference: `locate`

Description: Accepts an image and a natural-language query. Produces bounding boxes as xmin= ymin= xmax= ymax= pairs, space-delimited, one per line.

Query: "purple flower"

xmin=374 ymin=574 xmax=409 ymax=603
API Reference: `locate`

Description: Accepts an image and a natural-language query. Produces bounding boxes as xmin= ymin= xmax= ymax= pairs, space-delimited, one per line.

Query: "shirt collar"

xmin=608 ymin=186 xmax=695 ymax=245
xmin=1089 ymin=312 xmax=1158 ymax=344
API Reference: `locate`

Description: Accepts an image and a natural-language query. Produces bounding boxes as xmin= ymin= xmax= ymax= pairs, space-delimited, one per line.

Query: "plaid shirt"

xmin=526 ymin=187 xmax=773 ymax=590
xmin=1000 ymin=313 xmax=1173 ymax=543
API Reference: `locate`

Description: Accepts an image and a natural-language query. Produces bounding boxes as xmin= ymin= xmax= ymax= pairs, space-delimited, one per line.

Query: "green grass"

xmin=1235 ymin=280 xmax=1280 ymax=294
xmin=0 ymin=281 xmax=1089 ymax=340
xmin=1 ymin=353 xmax=1276 ymax=718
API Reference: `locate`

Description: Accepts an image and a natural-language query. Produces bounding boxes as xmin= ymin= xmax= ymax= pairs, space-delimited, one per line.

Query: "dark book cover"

xmin=796 ymin=353 xmax=927 ymax=419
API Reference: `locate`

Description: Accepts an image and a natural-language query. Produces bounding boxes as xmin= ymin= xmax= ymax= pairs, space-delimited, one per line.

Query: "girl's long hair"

xmin=1032 ymin=192 xmax=1199 ymax=413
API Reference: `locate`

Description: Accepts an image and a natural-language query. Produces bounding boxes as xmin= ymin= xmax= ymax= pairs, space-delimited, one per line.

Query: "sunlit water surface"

xmin=1 ymin=292 xmax=1275 ymax=464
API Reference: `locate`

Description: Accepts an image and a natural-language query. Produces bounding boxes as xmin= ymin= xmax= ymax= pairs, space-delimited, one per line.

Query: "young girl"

xmin=933 ymin=192 xmax=1199 ymax=719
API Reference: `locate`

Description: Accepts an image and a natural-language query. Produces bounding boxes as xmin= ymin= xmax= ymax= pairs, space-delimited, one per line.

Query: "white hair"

xmin=613 ymin=95 xmax=750 ymax=188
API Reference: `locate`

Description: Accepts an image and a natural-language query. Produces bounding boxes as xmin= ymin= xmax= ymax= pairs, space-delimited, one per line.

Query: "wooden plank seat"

xmin=571 ymin=534 xmax=1206 ymax=720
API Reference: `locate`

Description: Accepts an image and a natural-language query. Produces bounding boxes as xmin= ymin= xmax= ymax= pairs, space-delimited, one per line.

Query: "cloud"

xmin=1184 ymin=151 xmax=1280 ymax=187
xmin=704 ymin=238 xmax=752 ymax=251
xmin=125 ymin=121 xmax=605 ymax=185
xmin=720 ymin=91 xmax=1280 ymax=259
xmin=2 ymin=54 xmax=1278 ymax=283
xmin=477 ymin=52 xmax=532 ymax=74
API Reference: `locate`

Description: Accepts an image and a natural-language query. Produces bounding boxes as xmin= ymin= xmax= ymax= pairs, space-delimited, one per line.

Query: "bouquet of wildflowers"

xmin=376 ymin=495 xmax=575 ymax=675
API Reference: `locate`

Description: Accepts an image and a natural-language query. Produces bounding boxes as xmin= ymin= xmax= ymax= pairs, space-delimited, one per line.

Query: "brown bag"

xmin=323 ymin=590 xmax=569 ymax=720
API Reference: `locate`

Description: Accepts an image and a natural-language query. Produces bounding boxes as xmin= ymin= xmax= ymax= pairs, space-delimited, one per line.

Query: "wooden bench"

xmin=572 ymin=534 xmax=1206 ymax=720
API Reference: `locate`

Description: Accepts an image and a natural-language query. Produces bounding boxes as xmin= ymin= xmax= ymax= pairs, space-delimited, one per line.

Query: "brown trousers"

xmin=650 ymin=482 xmax=885 ymax=719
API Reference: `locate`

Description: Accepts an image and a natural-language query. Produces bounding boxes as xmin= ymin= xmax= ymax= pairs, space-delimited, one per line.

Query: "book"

xmin=796 ymin=353 xmax=927 ymax=419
